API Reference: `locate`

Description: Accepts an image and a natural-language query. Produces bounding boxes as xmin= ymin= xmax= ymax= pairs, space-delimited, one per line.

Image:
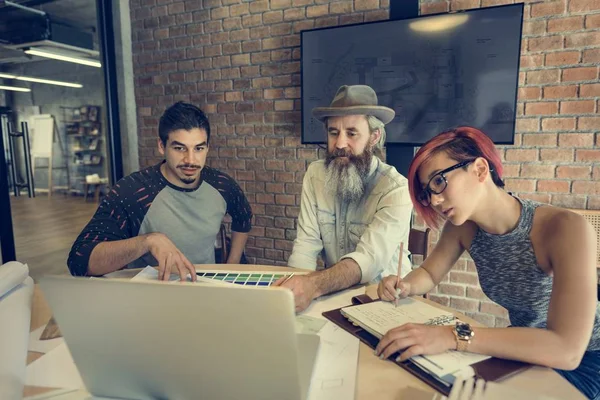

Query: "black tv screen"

xmin=301 ymin=4 xmax=524 ymax=145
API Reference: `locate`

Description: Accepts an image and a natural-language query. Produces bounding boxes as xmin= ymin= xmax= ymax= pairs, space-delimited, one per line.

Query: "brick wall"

xmin=130 ymin=0 xmax=600 ymax=327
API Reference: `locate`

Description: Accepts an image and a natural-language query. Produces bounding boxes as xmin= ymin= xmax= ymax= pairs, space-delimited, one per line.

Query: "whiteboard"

xmin=30 ymin=114 xmax=54 ymax=157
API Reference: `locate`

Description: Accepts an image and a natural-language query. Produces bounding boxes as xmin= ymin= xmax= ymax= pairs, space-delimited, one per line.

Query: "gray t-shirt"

xmin=68 ymin=162 xmax=252 ymax=275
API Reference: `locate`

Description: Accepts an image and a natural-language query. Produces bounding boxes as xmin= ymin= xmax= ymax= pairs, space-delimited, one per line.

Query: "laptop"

xmin=39 ymin=276 xmax=320 ymax=400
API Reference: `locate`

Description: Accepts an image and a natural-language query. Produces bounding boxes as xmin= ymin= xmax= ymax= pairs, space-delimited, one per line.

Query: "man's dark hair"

xmin=158 ymin=102 xmax=210 ymax=145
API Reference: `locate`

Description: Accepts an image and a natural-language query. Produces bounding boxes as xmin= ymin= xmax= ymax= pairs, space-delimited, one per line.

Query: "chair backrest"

xmin=569 ymin=209 xmax=600 ymax=268
xmin=0 ymin=262 xmax=34 ymax=399
xmin=408 ymin=227 xmax=431 ymax=261
xmin=216 ymin=223 xmax=229 ymax=263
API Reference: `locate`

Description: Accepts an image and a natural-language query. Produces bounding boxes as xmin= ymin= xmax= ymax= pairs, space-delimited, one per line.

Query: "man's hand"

xmin=377 ymin=275 xmax=411 ymax=302
xmin=146 ymin=233 xmax=196 ymax=282
xmin=273 ymin=275 xmax=319 ymax=313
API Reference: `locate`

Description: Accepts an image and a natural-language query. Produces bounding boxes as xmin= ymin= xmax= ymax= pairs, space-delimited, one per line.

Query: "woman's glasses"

xmin=417 ymin=160 xmax=475 ymax=206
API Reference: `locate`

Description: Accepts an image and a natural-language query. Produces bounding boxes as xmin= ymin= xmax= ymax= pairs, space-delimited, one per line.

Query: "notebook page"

xmin=341 ymin=297 xmax=454 ymax=338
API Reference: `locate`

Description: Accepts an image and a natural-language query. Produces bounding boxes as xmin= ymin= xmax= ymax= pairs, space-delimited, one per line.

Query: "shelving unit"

xmin=61 ymin=105 xmax=106 ymax=194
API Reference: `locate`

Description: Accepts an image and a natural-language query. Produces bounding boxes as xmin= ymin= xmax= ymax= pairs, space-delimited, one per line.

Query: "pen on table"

xmin=281 ymin=273 xmax=295 ymax=285
xmin=395 ymin=241 xmax=404 ymax=308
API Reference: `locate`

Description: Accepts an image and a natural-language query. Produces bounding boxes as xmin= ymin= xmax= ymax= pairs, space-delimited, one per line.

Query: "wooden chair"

xmin=408 ymin=227 xmax=431 ymax=262
xmin=215 ymin=224 xmax=229 ymax=264
xmin=214 ymin=223 xmax=248 ymax=264
xmin=568 ymin=209 xmax=600 ymax=300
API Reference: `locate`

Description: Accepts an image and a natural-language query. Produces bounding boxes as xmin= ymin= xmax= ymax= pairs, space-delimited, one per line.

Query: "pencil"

xmin=395 ymin=241 xmax=404 ymax=308
xmin=280 ymin=272 xmax=295 ymax=285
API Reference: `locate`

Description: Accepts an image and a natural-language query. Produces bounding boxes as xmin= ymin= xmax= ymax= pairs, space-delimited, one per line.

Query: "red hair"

xmin=408 ymin=127 xmax=505 ymax=229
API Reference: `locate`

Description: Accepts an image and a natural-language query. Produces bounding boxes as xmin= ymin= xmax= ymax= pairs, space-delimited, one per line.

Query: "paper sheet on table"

xmin=0 ymin=274 xmax=34 ymax=400
xmin=295 ymin=315 xmax=327 ymax=335
xmin=300 ymin=287 xmax=364 ymax=400
xmin=29 ymin=325 xmax=65 ymax=354
xmin=412 ymin=351 xmax=490 ymax=378
xmin=26 ymin=342 xmax=85 ymax=390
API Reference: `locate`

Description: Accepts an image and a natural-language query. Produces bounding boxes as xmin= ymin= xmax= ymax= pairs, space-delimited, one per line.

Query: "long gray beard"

xmin=325 ymin=150 xmax=372 ymax=203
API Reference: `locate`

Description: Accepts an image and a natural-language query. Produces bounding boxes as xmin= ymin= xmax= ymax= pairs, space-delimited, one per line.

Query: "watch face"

xmin=456 ymin=323 xmax=473 ymax=338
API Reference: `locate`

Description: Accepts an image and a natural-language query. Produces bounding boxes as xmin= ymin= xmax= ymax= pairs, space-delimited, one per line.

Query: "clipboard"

xmin=322 ymin=294 xmax=530 ymax=396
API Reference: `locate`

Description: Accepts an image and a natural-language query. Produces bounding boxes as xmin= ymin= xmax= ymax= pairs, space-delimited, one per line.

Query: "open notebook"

xmin=323 ymin=295 xmax=530 ymax=395
xmin=340 ymin=298 xmax=490 ymax=385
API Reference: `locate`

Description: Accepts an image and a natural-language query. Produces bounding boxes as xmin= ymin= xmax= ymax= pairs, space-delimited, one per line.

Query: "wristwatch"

xmin=453 ymin=321 xmax=474 ymax=352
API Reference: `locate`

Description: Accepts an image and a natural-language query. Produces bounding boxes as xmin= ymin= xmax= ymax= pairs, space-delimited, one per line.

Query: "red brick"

xmin=576 ymin=149 xmax=600 ymax=161
xmin=556 ymin=166 xmax=591 ymax=179
xmin=450 ymin=298 xmax=479 ymax=313
xmin=306 ymin=4 xmax=329 ymax=17
xmin=566 ymin=31 xmax=600 ymax=48
xmin=263 ymin=10 xmax=283 ymax=24
xmin=466 ymin=312 xmax=495 ymax=327
xmin=551 ymin=194 xmax=586 ymax=209
xmin=541 ymin=117 xmax=577 ymax=131
xmin=538 ymin=179 xmax=570 ymax=193
xmin=517 ymin=87 xmax=541 ymax=101
xmin=270 ymin=0 xmax=291 ymax=10
xmin=531 ymin=1 xmax=566 ymax=17
xmin=355 ymin=0 xmax=379 ymax=11
xmin=521 ymin=164 xmax=555 ymax=178
xmin=580 ymin=84 xmax=600 ymax=97
xmin=562 ymin=67 xmax=598 ymax=82
xmin=450 ymin=0 xmax=480 ymax=11
xmin=520 ymin=54 xmax=544 ymax=68
xmin=230 ymin=3 xmax=249 ymax=16
xmin=562 ymin=101 xmax=594 ymax=114
xmin=528 ymin=36 xmax=564 ymax=52
xmin=545 ymin=51 xmax=581 ymax=66
xmin=520 ymin=193 xmax=551 ymax=203
xmin=331 ymin=2 xmax=353 ymax=14
xmin=540 ymin=149 xmax=574 ymax=162
xmin=527 ymin=69 xmax=560 ymax=84
xmin=583 ymin=49 xmax=600 ymax=63
xmin=579 ymin=117 xmax=600 ymax=130
xmin=522 ymin=133 xmax=557 ymax=146
xmin=543 ymin=85 xmax=578 ymax=99
xmin=421 ymin=2 xmax=448 ymax=14
xmin=559 ymin=133 xmax=595 ymax=147
xmin=522 ymin=20 xmax=547 ymax=36
xmin=480 ymin=302 xmax=509 ymax=318
xmin=449 ymin=271 xmax=479 ymax=286
xmin=525 ymin=102 xmax=558 ymax=116
xmin=283 ymin=8 xmax=304 ymax=21
xmin=548 ymin=16 xmax=584 ymax=32
xmin=569 ymin=0 xmax=600 ymax=12
xmin=588 ymin=197 xmax=600 ymax=210
xmin=573 ymin=181 xmax=600 ymax=195
xmin=586 ymin=13 xmax=600 ymax=28
xmin=505 ymin=179 xmax=536 ymax=192
xmin=515 ymin=119 xmax=540 ymax=133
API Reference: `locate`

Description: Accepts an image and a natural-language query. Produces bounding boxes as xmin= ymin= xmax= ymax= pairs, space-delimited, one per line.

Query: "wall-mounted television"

xmin=301 ymin=4 xmax=524 ymax=145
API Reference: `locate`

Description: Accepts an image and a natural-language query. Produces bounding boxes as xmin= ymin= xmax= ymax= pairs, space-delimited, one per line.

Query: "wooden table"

xmin=25 ymin=265 xmax=585 ymax=399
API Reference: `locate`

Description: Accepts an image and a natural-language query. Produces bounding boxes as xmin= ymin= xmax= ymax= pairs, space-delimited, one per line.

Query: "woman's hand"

xmin=377 ymin=275 xmax=411 ymax=302
xmin=374 ymin=323 xmax=456 ymax=362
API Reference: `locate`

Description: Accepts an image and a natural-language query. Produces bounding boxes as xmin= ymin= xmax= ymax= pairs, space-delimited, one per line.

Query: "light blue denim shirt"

xmin=288 ymin=156 xmax=413 ymax=283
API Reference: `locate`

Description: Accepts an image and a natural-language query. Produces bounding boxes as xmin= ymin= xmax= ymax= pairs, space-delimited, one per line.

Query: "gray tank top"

xmin=469 ymin=196 xmax=600 ymax=351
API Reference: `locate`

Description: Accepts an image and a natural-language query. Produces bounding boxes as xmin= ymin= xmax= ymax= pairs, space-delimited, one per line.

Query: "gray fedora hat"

xmin=312 ymin=85 xmax=395 ymax=124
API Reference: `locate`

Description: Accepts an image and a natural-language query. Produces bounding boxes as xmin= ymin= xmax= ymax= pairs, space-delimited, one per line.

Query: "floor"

xmin=7 ymin=194 xmax=98 ymax=280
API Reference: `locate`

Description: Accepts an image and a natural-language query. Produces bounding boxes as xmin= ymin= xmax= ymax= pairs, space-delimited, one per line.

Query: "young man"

xmin=275 ymin=85 xmax=413 ymax=312
xmin=68 ymin=102 xmax=252 ymax=281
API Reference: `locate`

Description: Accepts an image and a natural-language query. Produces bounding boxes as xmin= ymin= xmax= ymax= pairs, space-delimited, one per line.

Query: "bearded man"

xmin=274 ymin=85 xmax=413 ymax=312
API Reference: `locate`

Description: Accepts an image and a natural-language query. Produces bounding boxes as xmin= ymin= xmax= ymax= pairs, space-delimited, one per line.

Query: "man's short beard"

xmin=325 ymin=147 xmax=373 ymax=203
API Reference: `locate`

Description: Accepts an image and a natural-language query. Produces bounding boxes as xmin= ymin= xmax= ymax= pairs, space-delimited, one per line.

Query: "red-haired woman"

xmin=375 ymin=127 xmax=600 ymax=399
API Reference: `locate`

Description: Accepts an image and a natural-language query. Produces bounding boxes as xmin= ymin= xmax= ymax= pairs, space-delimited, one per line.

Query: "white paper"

xmin=340 ymin=297 xmax=455 ymax=338
xmin=307 ymin=321 xmax=359 ymax=400
xmin=301 ymin=287 xmax=364 ymax=400
xmin=0 ymin=261 xmax=29 ymax=298
xmin=412 ymin=351 xmax=490 ymax=378
xmin=26 ymin=343 xmax=85 ymax=390
xmin=28 ymin=325 xmax=65 ymax=354
xmin=0 ymin=275 xmax=33 ymax=400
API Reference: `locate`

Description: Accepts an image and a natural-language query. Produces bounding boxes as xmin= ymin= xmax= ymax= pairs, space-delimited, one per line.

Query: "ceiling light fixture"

xmin=0 ymin=85 xmax=31 ymax=92
xmin=24 ymin=48 xmax=101 ymax=68
xmin=0 ymin=73 xmax=83 ymax=88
